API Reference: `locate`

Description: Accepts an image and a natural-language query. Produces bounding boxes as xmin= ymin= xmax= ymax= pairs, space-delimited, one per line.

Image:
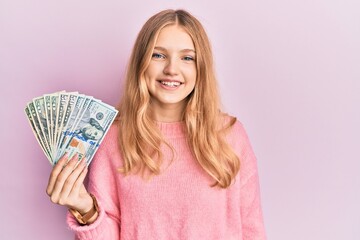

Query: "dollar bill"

xmin=54 ymin=93 xmax=83 ymax=160
xmin=33 ymin=97 xmax=51 ymax=153
xmin=26 ymin=103 xmax=52 ymax=162
xmin=25 ymin=91 xmax=118 ymax=166
xmin=55 ymin=95 xmax=94 ymax=162
xmin=43 ymin=94 xmax=53 ymax=149
xmin=60 ymin=98 xmax=117 ymax=165
xmin=49 ymin=93 xmax=59 ymax=152
xmin=53 ymin=93 xmax=69 ymax=156
xmin=25 ymin=106 xmax=52 ymax=162
xmin=54 ymin=93 xmax=79 ymax=153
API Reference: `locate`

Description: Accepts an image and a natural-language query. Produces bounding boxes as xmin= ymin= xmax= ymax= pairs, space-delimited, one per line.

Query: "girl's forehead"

xmin=154 ymin=25 xmax=195 ymax=50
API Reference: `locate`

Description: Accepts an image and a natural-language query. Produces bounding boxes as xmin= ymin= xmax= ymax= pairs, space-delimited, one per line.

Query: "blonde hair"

xmin=117 ymin=9 xmax=240 ymax=188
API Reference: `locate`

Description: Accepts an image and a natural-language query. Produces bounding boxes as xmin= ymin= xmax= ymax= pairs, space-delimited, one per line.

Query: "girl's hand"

xmin=46 ymin=154 xmax=93 ymax=215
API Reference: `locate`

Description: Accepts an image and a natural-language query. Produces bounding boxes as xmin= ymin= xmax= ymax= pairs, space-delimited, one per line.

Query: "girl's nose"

xmin=163 ymin=58 xmax=179 ymax=76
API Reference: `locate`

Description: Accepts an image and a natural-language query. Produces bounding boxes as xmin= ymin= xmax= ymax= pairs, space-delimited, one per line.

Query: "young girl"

xmin=46 ymin=9 xmax=266 ymax=240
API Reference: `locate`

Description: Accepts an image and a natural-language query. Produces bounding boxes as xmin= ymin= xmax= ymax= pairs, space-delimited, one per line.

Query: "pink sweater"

xmin=67 ymin=120 xmax=266 ymax=240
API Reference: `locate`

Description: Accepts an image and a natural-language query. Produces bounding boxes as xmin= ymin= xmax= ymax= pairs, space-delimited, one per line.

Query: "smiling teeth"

xmin=161 ymin=81 xmax=181 ymax=87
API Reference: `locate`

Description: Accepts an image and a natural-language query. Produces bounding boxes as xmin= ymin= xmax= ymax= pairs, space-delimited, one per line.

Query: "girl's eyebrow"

xmin=154 ymin=46 xmax=196 ymax=54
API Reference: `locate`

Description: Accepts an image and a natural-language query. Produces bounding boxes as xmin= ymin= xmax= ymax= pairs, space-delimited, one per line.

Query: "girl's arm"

xmin=236 ymin=122 xmax=267 ymax=240
xmin=67 ymin=125 xmax=121 ymax=239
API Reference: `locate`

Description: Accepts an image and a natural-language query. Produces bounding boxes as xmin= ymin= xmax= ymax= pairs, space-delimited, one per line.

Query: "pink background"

xmin=1 ymin=0 xmax=359 ymax=239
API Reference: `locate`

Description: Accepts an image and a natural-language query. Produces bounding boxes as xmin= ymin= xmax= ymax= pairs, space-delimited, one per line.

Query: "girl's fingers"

xmin=46 ymin=154 xmax=69 ymax=196
xmin=49 ymin=154 xmax=79 ymax=203
xmin=71 ymin=160 xmax=88 ymax=195
xmin=59 ymin=158 xmax=87 ymax=201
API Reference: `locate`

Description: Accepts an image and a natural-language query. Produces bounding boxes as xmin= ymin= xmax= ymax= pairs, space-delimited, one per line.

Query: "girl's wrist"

xmin=77 ymin=193 xmax=94 ymax=215
xmin=69 ymin=193 xmax=99 ymax=225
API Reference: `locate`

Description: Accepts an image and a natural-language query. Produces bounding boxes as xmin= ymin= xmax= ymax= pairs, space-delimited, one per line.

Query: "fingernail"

xmin=72 ymin=154 xmax=78 ymax=161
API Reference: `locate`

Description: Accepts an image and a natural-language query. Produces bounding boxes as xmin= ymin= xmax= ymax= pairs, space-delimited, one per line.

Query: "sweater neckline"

xmin=155 ymin=121 xmax=186 ymax=138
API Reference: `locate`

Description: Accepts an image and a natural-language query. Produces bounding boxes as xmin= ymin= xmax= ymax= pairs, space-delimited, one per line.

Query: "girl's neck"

xmin=148 ymin=101 xmax=185 ymax=122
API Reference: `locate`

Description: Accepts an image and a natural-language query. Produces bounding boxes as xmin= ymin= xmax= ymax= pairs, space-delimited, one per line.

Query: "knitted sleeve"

xmin=235 ymin=121 xmax=267 ymax=240
xmin=67 ymin=125 xmax=121 ymax=239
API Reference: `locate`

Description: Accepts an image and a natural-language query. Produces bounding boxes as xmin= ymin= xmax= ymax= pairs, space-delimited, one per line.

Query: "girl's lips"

xmin=157 ymin=80 xmax=183 ymax=89
xmin=158 ymin=79 xmax=183 ymax=83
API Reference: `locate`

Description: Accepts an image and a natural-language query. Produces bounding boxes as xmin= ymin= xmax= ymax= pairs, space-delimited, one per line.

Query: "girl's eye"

xmin=183 ymin=56 xmax=195 ymax=61
xmin=152 ymin=53 xmax=165 ymax=59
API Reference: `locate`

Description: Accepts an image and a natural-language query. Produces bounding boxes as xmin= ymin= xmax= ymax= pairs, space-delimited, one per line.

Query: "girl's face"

xmin=144 ymin=25 xmax=197 ymax=121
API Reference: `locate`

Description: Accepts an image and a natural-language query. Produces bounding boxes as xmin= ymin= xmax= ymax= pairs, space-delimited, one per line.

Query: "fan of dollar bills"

xmin=24 ymin=91 xmax=118 ymax=165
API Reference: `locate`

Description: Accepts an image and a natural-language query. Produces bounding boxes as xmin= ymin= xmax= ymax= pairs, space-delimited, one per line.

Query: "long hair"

xmin=117 ymin=9 xmax=240 ymax=188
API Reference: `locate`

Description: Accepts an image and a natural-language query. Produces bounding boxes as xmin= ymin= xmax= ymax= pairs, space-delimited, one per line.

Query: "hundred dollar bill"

xmin=43 ymin=94 xmax=53 ymax=149
xmin=33 ymin=96 xmax=51 ymax=153
xmin=43 ymin=95 xmax=53 ymax=150
xmin=28 ymin=102 xmax=51 ymax=154
xmin=53 ymin=93 xmax=69 ymax=157
xmin=54 ymin=93 xmax=78 ymax=153
xmin=25 ymin=91 xmax=118 ymax=166
xmin=25 ymin=103 xmax=52 ymax=162
xmin=49 ymin=93 xmax=60 ymax=152
xmin=55 ymin=95 xmax=93 ymax=162
xmin=59 ymin=99 xmax=117 ymax=165
xmin=54 ymin=93 xmax=82 ymax=159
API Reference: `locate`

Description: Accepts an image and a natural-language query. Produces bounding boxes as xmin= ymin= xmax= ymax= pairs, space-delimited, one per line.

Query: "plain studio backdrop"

xmin=0 ymin=0 xmax=359 ymax=239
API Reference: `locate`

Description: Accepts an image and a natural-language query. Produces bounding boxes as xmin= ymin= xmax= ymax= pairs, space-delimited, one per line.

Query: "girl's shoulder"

xmin=220 ymin=113 xmax=249 ymax=143
xmin=220 ymin=113 xmax=244 ymax=131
